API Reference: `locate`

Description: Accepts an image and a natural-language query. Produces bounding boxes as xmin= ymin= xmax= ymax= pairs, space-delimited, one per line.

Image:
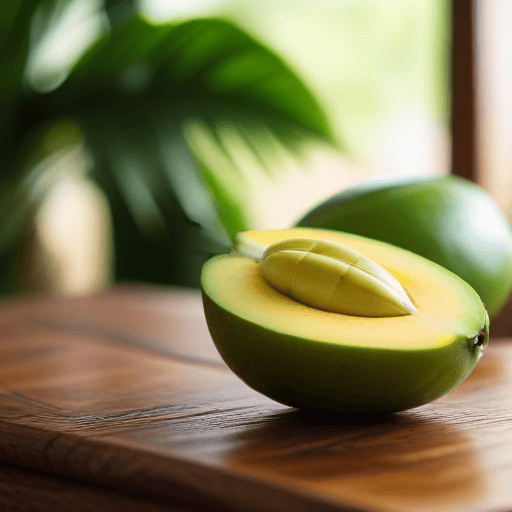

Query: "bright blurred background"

xmin=0 ymin=0 xmax=455 ymax=296
xmin=142 ymin=0 xmax=450 ymax=170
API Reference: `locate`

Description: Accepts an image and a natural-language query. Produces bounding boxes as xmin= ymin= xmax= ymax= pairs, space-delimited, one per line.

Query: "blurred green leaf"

xmin=57 ymin=17 xmax=332 ymax=138
xmin=1 ymin=12 xmax=335 ymax=291
xmin=0 ymin=0 xmax=41 ymax=145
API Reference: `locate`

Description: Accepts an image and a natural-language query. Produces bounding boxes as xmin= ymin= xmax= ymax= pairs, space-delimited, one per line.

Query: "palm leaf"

xmin=2 ymin=13 xmax=336 ymax=290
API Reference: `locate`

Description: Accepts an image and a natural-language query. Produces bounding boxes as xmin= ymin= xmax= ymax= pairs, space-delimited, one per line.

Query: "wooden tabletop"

xmin=1 ymin=286 xmax=512 ymax=512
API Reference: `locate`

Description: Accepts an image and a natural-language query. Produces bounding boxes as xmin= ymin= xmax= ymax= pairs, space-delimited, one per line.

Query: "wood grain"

xmin=0 ymin=461 xmax=199 ymax=512
xmin=1 ymin=287 xmax=512 ymax=511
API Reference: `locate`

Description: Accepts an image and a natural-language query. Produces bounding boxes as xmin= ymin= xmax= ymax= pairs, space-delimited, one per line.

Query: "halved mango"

xmin=201 ymin=228 xmax=488 ymax=413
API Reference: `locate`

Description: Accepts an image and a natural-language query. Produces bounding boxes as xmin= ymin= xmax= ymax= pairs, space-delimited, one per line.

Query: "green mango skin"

xmin=296 ymin=175 xmax=512 ymax=318
xmin=202 ymin=289 xmax=485 ymax=414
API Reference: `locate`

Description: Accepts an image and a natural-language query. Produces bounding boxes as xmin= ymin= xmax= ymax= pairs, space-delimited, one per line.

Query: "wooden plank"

xmin=0 ymin=285 xmax=223 ymax=364
xmin=0 ymin=461 xmax=194 ymax=512
xmin=1 ymin=288 xmax=512 ymax=511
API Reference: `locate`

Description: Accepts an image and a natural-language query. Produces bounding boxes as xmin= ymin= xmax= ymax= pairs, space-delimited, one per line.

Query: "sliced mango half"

xmin=201 ymin=228 xmax=489 ymax=413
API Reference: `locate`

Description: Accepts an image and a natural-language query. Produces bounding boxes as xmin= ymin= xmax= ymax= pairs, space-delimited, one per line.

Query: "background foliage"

xmin=1 ymin=0 xmax=449 ymax=295
xmin=1 ymin=0 xmax=335 ymax=293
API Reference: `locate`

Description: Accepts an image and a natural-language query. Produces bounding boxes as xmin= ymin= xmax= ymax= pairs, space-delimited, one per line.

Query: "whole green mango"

xmin=296 ymin=175 xmax=512 ymax=318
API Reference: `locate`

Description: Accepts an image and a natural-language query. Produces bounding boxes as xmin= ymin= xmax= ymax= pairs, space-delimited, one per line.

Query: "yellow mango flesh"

xmin=224 ymin=228 xmax=486 ymax=350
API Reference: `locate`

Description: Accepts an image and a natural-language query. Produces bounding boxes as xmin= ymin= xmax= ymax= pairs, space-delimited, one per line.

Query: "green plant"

xmin=0 ymin=0 xmax=333 ymax=293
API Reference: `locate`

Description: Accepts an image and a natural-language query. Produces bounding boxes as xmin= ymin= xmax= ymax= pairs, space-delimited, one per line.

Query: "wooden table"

xmin=1 ymin=286 xmax=512 ymax=512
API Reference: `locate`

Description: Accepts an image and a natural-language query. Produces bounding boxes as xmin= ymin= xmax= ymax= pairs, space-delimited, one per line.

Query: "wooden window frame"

xmin=452 ymin=0 xmax=477 ymax=183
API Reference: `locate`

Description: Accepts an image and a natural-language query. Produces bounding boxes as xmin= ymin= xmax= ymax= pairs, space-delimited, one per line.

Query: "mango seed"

xmin=260 ymin=238 xmax=416 ymax=317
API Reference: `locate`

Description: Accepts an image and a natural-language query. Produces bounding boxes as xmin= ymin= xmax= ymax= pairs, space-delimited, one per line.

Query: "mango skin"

xmin=296 ymin=175 xmax=512 ymax=317
xmin=203 ymin=291 xmax=483 ymax=413
xmin=201 ymin=229 xmax=488 ymax=413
